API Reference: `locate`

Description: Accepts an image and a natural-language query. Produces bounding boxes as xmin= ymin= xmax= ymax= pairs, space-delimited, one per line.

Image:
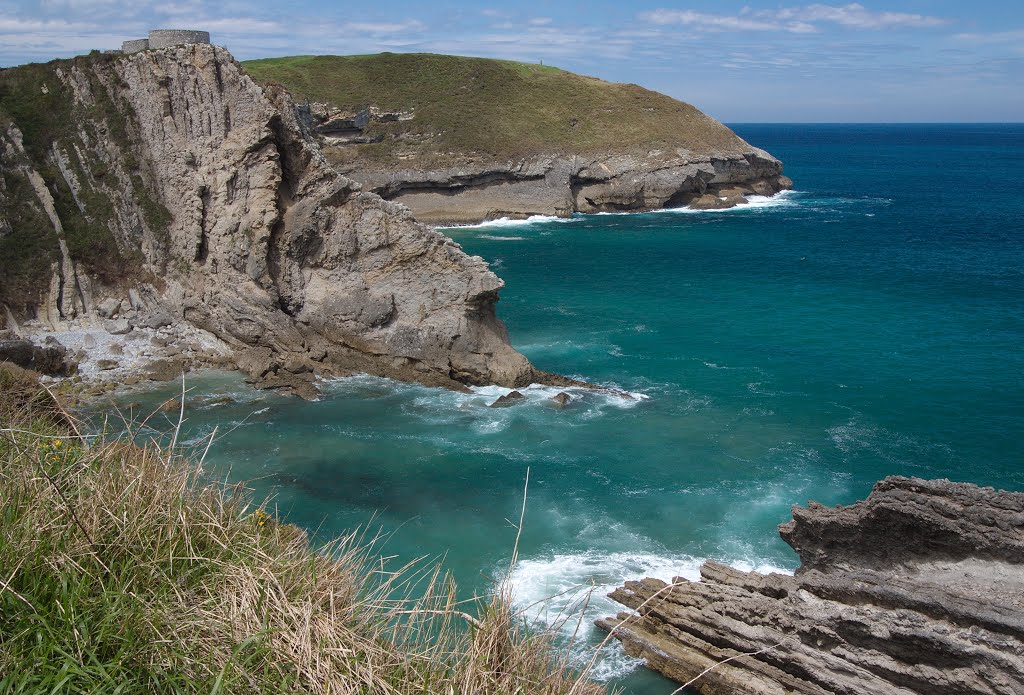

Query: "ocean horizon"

xmin=107 ymin=122 xmax=1024 ymax=693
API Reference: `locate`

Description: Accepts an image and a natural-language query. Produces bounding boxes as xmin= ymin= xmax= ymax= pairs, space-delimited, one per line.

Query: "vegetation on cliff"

xmin=0 ymin=53 xmax=169 ymax=314
xmin=0 ymin=362 xmax=602 ymax=694
xmin=243 ymin=53 xmax=747 ymax=165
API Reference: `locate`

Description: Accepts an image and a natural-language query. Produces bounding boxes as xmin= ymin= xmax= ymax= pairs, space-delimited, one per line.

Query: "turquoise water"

xmin=111 ymin=125 xmax=1024 ymax=692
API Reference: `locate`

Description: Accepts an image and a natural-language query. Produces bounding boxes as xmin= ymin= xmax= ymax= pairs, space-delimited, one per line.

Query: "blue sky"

xmin=2 ymin=1 xmax=1022 ymax=121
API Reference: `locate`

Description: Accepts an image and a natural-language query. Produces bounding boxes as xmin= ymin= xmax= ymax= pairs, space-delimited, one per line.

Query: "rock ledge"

xmin=597 ymin=477 xmax=1024 ymax=694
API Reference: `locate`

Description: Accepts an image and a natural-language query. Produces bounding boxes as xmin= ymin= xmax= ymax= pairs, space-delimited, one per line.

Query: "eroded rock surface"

xmin=0 ymin=46 xmax=547 ymax=395
xmin=597 ymin=477 xmax=1024 ymax=694
xmin=331 ymin=146 xmax=791 ymax=225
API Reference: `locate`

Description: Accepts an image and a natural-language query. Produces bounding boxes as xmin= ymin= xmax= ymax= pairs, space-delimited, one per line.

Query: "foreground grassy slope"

xmin=243 ymin=53 xmax=745 ymax=161
xmin=0 ymin=363 xmax=602 ymax=694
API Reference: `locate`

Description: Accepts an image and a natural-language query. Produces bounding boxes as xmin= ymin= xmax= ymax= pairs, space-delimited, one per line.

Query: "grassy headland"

xmin=243 ymin=53 xmax=743 ymax=164
xmin=0 ymin=362 xmax=603 ymax=694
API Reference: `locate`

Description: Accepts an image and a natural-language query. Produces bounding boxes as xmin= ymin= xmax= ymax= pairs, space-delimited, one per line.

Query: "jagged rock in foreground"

xmin=0 ymin=46 xmax=556 ymax=396
xmin=597 ymin=477 xmax=1024 ymax=694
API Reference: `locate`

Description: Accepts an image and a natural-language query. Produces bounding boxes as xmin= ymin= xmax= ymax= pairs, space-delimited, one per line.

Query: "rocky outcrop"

xmin=0 ymin=339 xmax=76 ymax=376
xmin=597 ymin=477 xmax=1024 ymax=694
xmin=0 ymin=46 xmax=552 ymax=395
xmin=327 ymin=145 xmax=791 ymax=226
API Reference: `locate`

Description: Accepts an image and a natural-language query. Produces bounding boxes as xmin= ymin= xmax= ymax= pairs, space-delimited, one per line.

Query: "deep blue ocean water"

xmin=112 ymin=124 xmax=1024 ymax=692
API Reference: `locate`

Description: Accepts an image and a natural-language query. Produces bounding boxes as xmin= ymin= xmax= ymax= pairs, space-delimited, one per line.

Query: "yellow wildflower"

xmin=53 ymin=439 xmax=62 ymax=447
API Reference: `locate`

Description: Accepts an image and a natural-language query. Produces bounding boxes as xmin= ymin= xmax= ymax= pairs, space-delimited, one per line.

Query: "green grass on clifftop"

xmin=243 ymin=53 xmax=745 ymax=162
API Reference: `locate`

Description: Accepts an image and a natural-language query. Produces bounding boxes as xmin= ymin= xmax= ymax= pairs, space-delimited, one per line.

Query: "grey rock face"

xmin=3 ymin=45 xmax=541 ymax=396
xmin=120 ymin=45 xmax=536 ymax=394
xmin=331 ymin=149 xmax=791 ymax=226
xmin=597 ymin=477 xmax=1024 ymax=695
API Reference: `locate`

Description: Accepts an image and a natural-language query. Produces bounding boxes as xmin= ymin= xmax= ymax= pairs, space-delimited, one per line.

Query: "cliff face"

xmin=597 ymin=477 xmax=1024 ymax=694
xmin=340 ymin=147 xmax=790 ymax=225
xmin=244 ymin=54 xmax=792 ymax=225
xmin=0 ymin=46 xmax=536 ymax=393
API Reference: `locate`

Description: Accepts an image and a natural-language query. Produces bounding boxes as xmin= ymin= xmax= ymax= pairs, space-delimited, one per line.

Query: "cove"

xmin=105 ymin=124 xmax=1024 ymax=693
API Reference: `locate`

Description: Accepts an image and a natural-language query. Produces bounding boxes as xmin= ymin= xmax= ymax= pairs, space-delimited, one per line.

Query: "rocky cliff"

xmin=244 ymin=54 xmax=792 ymax=225
xmin=597 ymin=477 xmax=1024 ymax=694
xmin=0 ymin=46 xmax=552 ymax=395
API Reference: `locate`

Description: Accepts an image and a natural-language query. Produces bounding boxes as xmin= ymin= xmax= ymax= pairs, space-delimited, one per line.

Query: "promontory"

xmin=1 ymin=45 xmax=790 ymax=394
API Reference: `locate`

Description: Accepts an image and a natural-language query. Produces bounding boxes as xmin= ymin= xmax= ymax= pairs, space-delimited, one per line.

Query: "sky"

xmin=1 ymin=1 xmax=1022 ymax=122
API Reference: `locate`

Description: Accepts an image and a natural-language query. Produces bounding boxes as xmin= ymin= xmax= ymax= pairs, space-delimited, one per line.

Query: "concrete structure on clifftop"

xmin=122 ymin=29 xmax=210 ymax=54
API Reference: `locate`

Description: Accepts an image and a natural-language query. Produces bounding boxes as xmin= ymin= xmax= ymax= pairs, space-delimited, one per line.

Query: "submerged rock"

xmin=489 ymin=390 xmax=525 ymax=407
xmin=597 ymin=476 xmax=1024 ymax=694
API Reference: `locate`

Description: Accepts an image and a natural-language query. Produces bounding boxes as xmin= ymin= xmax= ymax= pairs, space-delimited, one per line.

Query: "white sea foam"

xmin=508 ymin=548 xmax=793 ymax=680
xmin=438 ymin=214 xmax=580 ymax=231
xmin=478 ymin=234 xmax=527 ymax=241
xmin=469 ymin=381 xmax=648 ymax=403
xmin=593 ymin=190 xmax=799 ymax=217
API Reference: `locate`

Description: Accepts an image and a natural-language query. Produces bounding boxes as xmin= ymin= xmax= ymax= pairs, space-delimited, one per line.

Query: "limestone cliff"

xmin=597 ymin=477 xmax=1024 ymax=694
xmin=244 ymin=54 xmax=792 ymax=225
xmin=0 ymin=46 xmax=541 ymax=394
xmin=342 ymin=147 xmax=789 ymax=225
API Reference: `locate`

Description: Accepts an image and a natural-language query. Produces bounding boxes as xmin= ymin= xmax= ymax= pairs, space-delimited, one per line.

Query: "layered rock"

xmin=302 ymin=99 xmax=792 ymax=225
xmin=597 ymin=477 xmax=1024 ymax=694
xmin=0 ymin=46 xmax=551 ymax=395
xmin=340 ymin=149 xmax=791 ymax=225
xmin=251 ymin=55 xmax=794 ymax=226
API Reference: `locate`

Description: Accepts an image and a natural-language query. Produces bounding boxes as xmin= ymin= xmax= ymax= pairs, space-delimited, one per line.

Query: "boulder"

xmin=96 ymin=297 xmax=121 ymax=318
xmin=104 ymin=318 xmax=131 ymax=335
xmin=550 ymin=392 xmax=572 ymax=408
xmin=141 ymin=312 xmax=173 ymax=329
xmin=0 ymin=339 xmax=76 ymax=376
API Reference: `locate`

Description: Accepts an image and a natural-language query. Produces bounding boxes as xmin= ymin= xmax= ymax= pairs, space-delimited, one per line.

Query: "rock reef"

xmin=597 ymin=477 xmax=1024 ymax=694
xmin=0 ymin=46 xmax=552 ymax=396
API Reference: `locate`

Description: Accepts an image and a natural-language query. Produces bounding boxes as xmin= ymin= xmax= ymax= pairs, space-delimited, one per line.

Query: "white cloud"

xmin=775 ymin=4 xmax=948 ymax=29
xmin=642 ymin=9 xmax=801 ymax=32
xmin=955 ymin=28 xmax=1024 ymax=42
xmin=642 ymin=4 xmax=949 ymax=33
xmin=338 ymin=20 xmax=426 ymax=35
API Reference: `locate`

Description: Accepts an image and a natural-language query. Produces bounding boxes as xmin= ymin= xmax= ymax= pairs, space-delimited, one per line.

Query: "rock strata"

xmin=330 ymin=148 xmax=791 ymax=225
xmin=597 ymin=477 xmax=1024 ymax=694
xmin=0 ymin=46 xmax=553 ymax=397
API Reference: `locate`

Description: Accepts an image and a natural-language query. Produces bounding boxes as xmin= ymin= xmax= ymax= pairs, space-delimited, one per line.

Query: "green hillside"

xmin=243 ymin=53 xmax=745 ymax=162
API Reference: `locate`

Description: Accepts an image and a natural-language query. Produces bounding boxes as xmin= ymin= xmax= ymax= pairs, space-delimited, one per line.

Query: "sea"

xmin=108 ymin=124 xmax=1024 ymax=693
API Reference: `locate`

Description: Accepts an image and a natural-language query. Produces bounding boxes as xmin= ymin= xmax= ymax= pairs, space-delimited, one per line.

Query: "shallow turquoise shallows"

xmin=111 ymin=124 xmax=1024 ymax=693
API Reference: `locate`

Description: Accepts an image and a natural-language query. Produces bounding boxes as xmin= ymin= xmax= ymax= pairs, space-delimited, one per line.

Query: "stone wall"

xmin=148 ymin=30 xmax=210 ymax=49
xmin=122 ymin=39 xmax=149 ymax=53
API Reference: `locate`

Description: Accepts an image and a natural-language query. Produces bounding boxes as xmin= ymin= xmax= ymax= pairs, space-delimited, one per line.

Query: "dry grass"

xmin=0 ymin=362 xmax=605 ymax=694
